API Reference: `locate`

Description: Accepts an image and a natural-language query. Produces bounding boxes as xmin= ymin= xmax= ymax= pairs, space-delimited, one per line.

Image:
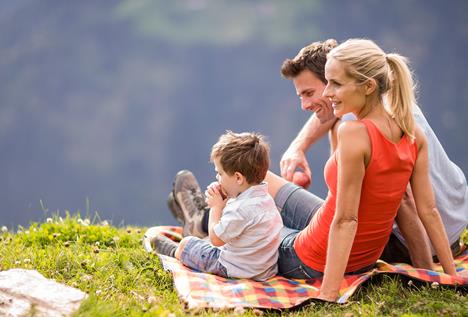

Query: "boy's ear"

xmin=234 ymin=172 xmax=245 ymax=184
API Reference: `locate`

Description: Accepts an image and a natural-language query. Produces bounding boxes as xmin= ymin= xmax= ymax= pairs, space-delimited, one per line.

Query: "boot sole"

xmin=167 ymin=192 xmax=185 ymax=225
xmin=171 ymin=170 xmax=207 ymax=238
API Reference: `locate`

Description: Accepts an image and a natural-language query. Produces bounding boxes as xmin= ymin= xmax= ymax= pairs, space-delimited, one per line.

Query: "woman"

xmin=264 ymin=38 xmax=456 ymax=301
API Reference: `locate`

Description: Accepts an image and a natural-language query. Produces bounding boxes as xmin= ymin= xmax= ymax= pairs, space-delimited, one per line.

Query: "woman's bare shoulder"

xmin=337 ymin=120 xmax=369 ymax=140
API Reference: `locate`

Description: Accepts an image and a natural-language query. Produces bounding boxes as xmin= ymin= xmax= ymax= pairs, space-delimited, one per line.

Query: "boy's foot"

xmin=172 ymin=170 xmax=208 ymax=238
xmin=151 ymin=234 xmax=178 ymax=257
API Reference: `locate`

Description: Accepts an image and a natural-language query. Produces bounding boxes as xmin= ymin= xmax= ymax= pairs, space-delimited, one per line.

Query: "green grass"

xmin=1 ymin=214 xmax=466 ymax=316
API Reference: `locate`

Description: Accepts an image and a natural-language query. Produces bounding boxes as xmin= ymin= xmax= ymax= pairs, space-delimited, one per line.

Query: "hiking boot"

xmin=167 ymin=192 xmax=184 ymax=225
xmin=172 ymin=170 xmax=208 ymax=238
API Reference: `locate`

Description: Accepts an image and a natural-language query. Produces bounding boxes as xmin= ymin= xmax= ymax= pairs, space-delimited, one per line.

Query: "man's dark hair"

xmin=280 ymin=39 xmax=338 ymax=83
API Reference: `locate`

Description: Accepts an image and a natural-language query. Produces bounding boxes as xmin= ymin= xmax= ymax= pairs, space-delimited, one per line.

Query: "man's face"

xmin=292 ymin=69 xmax=335 ymax=123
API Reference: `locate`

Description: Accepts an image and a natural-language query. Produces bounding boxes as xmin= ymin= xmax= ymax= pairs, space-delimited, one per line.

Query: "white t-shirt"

xmin=213 ymin=182 xmax=283 ymax=280
xmin=392 ymin=105 xmax=468 ymax=252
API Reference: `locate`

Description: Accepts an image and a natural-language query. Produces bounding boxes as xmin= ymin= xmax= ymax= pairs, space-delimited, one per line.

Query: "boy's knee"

xmin=175 ymin=236 xmax=191 ymax=260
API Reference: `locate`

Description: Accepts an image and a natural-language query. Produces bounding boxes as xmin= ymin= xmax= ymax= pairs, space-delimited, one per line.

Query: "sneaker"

xmin=151 ymin=234 xmax=178 ymax=257
xmin=172 ymin=170 xmax=208 ymax=238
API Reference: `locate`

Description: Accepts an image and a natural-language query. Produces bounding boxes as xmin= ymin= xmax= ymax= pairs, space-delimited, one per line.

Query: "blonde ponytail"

xmin=385 ymin=54 xmax=415 ymax=141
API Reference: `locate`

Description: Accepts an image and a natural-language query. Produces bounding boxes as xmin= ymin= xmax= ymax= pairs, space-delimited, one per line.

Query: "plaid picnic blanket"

xmin=145 ymin=226 xmax=468 ymax=310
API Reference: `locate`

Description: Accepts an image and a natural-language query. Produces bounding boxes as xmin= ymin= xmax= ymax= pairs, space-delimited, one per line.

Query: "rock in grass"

xmin=0 ymin=269 xmax=87 ymax=317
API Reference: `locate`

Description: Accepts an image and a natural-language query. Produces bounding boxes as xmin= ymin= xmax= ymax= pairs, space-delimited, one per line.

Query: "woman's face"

xmin=323 ymin=58 xmax=367 ymax=117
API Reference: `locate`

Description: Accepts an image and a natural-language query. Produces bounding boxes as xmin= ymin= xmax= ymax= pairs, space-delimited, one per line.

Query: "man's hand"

xmin=280 ymin=147 xmax=312 ymax=182
xmin=280 ymin=101 xmax=338 ymax=182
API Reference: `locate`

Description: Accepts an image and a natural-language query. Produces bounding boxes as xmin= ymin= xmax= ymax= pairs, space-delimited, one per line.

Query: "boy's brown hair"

xmin=280 ymin=39 xmax=338 ymax=83
xmin=210 ymin=131 xmax=270 ymax=184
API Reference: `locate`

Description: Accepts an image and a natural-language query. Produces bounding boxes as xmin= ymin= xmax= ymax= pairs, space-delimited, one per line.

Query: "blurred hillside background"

xmin=1 ymin=0 xmax=467 ymax=227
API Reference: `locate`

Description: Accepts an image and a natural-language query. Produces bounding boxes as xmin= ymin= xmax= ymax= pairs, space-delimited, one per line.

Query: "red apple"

xmin=219 ymin=188 xmax=227 ymax=200
xmin=292 ymin=171 xmax=311 ymax=189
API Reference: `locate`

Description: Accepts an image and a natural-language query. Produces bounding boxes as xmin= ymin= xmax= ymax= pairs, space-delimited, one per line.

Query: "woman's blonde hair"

xmin=328 ymin=39 xmax=416 ymax=140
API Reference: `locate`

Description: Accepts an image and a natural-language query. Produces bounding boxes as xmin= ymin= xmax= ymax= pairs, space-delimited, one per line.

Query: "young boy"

xmin=153 ymin=131 xmax=283 ymax=281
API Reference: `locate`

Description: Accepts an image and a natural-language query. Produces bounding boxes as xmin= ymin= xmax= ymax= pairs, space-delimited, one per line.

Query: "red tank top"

xmin=294 ymin=119 xmax=418 ymax=272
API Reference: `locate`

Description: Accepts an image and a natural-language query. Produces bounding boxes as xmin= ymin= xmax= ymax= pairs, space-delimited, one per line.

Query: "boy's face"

xmin=213 ymin=158 xmax=242 ymax=198
xmin=293 ymin=69 xmax=336 ymax=123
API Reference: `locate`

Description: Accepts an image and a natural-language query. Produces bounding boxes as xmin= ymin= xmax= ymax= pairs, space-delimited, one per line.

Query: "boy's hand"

xmin=206 ymin=182 xmax=227 ymax=199
xmin=205 ymin=182 xmax=227 ymax=210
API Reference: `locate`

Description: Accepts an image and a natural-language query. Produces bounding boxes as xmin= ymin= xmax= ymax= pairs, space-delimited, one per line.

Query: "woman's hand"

xmin=317 ymin=292 xmax=338 ymax=302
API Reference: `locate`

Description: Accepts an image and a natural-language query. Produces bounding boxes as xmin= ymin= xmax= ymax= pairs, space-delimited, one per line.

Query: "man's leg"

xmin=266 ymin=170 xmax=324 ymax=230
xmin=264 ymin=171 xmax=289 ymax=199
xmin=169 ymin=170 xmax=209 ymax=238
xmin=169 ymin=170 xmax=287 ymax=236
xmin=168 ymin=190 xmax=210 ymax=235
xmin=169 ymin=169 xmax=321 ymax=235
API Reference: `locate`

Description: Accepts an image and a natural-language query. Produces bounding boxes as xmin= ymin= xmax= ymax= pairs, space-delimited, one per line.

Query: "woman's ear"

xmin=364 ymin=78 xmax=377 ymax=95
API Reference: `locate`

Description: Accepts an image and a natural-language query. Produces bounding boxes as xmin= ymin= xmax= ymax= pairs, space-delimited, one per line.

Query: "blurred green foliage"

xmin=115 ymin=0 xmax=322 ymax=46
xmin=1 ymin=0 xmax=467 ymax=227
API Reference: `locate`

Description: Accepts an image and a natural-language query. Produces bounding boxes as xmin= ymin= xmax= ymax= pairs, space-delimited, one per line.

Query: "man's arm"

xmin=280 ymin=114 xmax=338 ymax=181
xmin=394 ymin=186 xmax=434 ymax=269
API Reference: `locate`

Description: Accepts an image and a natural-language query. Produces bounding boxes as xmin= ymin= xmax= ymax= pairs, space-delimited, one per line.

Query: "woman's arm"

xmin=410 ymin=127 xmax=456 ymax=275
xmin=318 ymin=122 xmax=369 ymax=301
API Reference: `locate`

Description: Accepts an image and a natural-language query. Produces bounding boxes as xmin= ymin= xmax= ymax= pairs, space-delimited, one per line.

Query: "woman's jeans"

xmin=274 ymin=183 xmax=324 ymax=278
